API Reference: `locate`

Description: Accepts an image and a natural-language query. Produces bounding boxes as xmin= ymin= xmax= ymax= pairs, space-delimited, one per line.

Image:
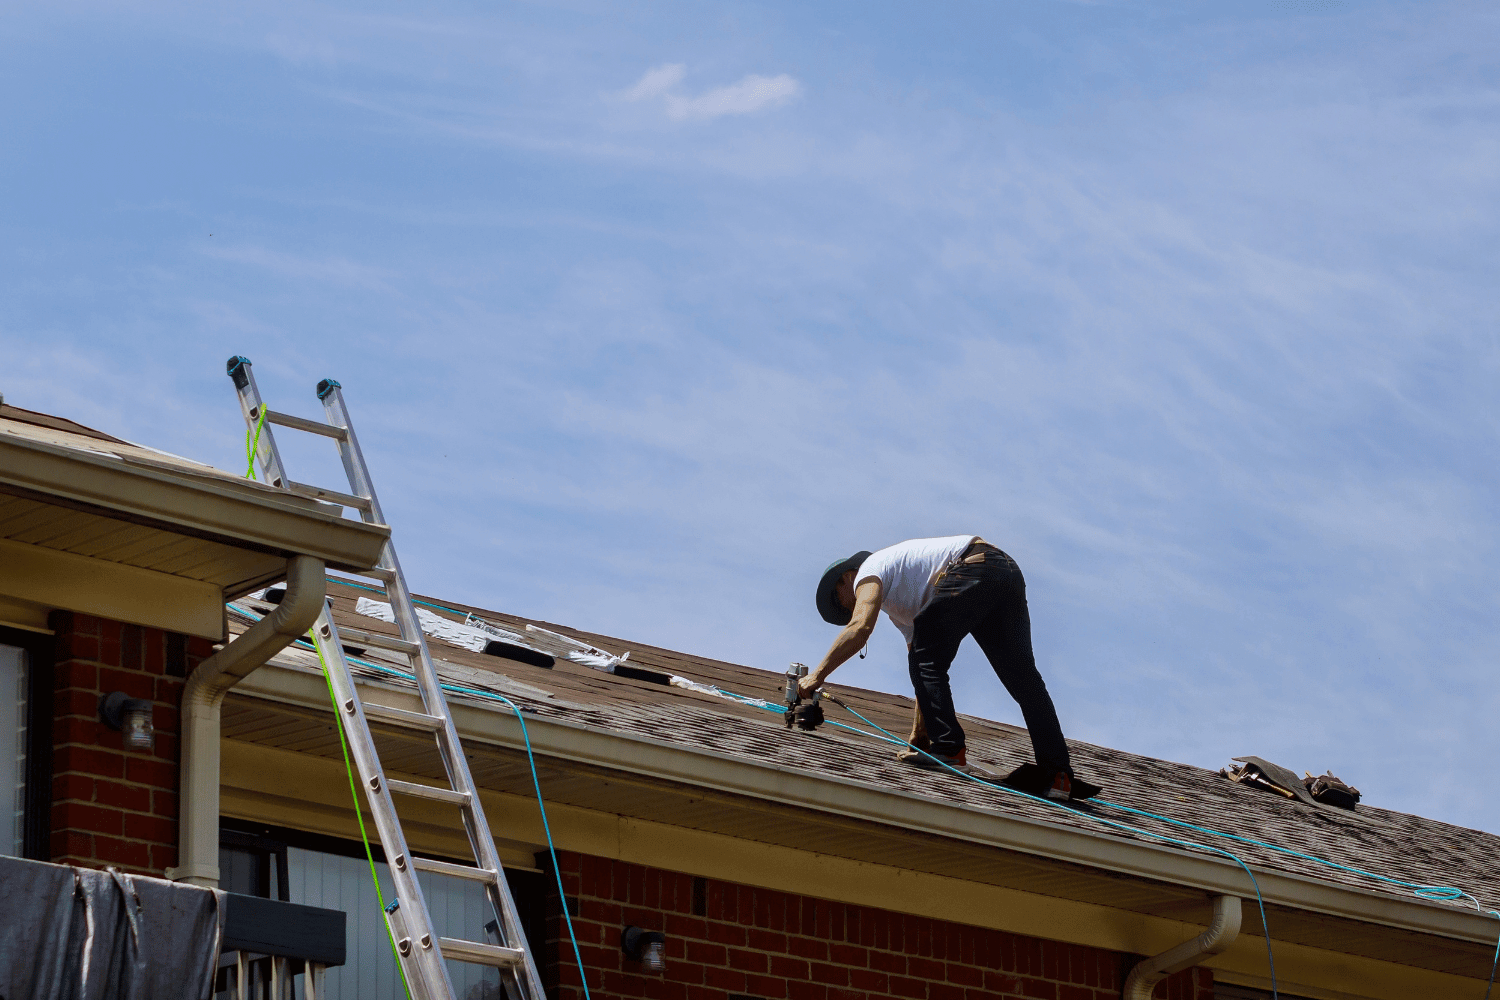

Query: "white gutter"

xmin=165 ymin=555 xmax=326 ymax=887
xmin=1123 ymin=894 xmax=1241 ymax=999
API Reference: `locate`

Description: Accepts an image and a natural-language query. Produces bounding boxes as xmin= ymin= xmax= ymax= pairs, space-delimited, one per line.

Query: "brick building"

xmin=44 ymin=612 xmax=217 ymax=873
xmin=4 ymin=399 xmax=1499 ymax=1000
xmin=544 ymin=852 xmax=1212 ymax=1000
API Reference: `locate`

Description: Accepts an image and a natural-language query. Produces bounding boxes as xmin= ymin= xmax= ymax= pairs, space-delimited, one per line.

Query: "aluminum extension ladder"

xmin=226 ymin=356 xmax=546 ymax=1000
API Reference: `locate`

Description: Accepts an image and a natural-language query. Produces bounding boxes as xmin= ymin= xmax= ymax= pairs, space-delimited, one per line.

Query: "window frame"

xmin=218 ymin=819 xmax=548 ymax=954
xmin=0 ymin=624 xmax=54 ymax=861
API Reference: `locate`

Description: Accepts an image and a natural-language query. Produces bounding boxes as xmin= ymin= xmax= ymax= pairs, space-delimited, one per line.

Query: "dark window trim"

xmin=219 ymin=820 xmax=547 ymax=954
xmin=1 ymin=625 xmax=54 ymax=861
xmin=220 ymin=818 xmax=479 ymax=868
xmin=221 ymin=826 xmax=291 ymax=901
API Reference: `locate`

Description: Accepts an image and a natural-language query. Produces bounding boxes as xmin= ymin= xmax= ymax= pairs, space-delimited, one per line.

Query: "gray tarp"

xmin=0 ymin=856 xmax=224 ymax=1000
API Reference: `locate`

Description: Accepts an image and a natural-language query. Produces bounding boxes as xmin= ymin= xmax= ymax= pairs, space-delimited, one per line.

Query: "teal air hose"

xmin=819 ymin=695 xmax=1499 ymax=1000
xmin=249 ymin=587 xmax=1500 ymax=997
xmin=227 ymin=601 xmax=593 ymax=1000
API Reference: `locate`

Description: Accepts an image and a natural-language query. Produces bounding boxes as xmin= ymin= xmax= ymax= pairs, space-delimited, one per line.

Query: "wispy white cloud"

xmin=264 ymin=33 xmax=355 ymax=67
xmin=665 ymin=73 xmax=801 ymax=121
xmin=618 ymin=63 xmax=801 ymax=122
xmin=620 ymin=63 xmax=685 ymax=102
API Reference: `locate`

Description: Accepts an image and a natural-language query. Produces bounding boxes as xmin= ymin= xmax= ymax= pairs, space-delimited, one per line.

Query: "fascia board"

xmin=0 ymin=435 xmax=388 ymax=570
xmin=236 ymin=663 xmax=1500 ymax=951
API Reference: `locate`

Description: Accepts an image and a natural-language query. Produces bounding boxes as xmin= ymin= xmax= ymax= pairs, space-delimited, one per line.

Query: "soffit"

xmin=0 ymin=492 xmax=285 ymax=595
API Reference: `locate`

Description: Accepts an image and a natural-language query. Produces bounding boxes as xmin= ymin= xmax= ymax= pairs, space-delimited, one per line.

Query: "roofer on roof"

xmin=804 ymin=535 xmax=1076 ymax=800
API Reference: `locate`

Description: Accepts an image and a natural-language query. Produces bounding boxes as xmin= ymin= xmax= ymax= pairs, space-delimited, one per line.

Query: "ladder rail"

xmin=226 ymin=358 xmax=549 ymax=1000
xmin=229 ymin=357 xmax=456 ymax=1000
xmin=317 ymin=380 xmax=549 ymax=1000
xmin=227 ymin=357 xmax=291 ymax=490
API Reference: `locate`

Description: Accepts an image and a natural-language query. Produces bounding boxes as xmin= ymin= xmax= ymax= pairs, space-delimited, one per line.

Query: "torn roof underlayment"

xmin=220 ymin=575 xmax=1500 ymax=982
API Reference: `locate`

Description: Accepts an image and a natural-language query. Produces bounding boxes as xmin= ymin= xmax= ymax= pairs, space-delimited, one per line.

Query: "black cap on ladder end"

xmin=316 ymin=378 xmax=342 ymax=400
xmin=227 ymin=356 xmax=252 ymax=389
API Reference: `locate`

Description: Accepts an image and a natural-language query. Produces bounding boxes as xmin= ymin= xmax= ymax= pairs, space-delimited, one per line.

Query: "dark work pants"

xmin=907 ymin=544 xmax=1072 ymax=776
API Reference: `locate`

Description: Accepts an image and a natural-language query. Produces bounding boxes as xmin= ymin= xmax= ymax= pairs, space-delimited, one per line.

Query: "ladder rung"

xmin=263 ymin=408 xmax=348 ymax=440
xmin=387 ymin=779 xmax=469 ymax=806
xmin=288 ymin=480 xmax=373 ymax=511
xmin=338 ymin=626 xmax=422 ymax=656
xmin=229 ymin=361 xmax=547 ymax=1000
xmin=412 ymin=856 xmax=500 ymax=883
xmin=438 ymin=938 xmax=524 ymax=969
xmin=363 ymin=703 xmax=444 ymax=732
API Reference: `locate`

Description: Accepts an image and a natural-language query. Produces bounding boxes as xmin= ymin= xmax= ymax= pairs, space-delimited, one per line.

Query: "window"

xmin=220 ymin=826 xmax=291 ymax=900
xmin=220 ymin=822 xmax=545 ymax=1000
xmin=0 ymin=643 xmax=23 ymax=857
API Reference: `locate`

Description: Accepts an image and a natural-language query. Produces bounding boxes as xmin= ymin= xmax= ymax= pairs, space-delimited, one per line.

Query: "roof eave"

xmin=239 ymin=660 xmax=1500 ymax=951
xmin=0 ymin=434 xmax=389 ymax=571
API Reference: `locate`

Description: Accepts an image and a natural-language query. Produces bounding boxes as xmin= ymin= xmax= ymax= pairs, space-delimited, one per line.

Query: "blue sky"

xmin=4 ymin=1 xmax=1499 ymax=834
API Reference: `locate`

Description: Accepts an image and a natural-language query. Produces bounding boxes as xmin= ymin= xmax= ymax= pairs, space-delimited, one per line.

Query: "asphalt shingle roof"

xmin=260 ymin=578 xmax=1500 ymax=920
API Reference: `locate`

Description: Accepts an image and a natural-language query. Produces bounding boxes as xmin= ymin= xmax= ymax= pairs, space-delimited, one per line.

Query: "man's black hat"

xmin=816 ymin=551 xmax=872 ymax=626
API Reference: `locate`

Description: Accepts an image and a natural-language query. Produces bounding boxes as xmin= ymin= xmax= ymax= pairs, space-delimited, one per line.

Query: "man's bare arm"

xmin=799 ymin=579 xmax=882 ymax=698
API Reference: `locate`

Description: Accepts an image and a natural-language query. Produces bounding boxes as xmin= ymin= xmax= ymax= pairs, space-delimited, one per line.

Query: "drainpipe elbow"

xmin=167 ymin=554 xmax=327 ymax=886
xmin=1123 ymin=895 xmax=1241 ymax=1000
xmin=181 ymin=555 xmax=328 ymax=712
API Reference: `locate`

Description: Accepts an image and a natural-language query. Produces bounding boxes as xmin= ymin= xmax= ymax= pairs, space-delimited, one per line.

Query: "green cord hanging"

xmin=309 ymin=630 xmax=415 ymax=1000
xmin=244 ymin=407 xmax=268 ymax=480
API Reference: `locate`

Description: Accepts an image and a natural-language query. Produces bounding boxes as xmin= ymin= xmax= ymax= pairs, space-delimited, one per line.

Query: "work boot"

xmin=1046 ymin=770 xmax=1073 ymax=801
xmin=894 ymin=737 xmax=932 ymax=763
xmin=902 ymin=747 xmax=966 ymax=771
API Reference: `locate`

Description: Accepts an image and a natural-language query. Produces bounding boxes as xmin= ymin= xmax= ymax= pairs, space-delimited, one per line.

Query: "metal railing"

xmin=216 ymin=950 xmax=328 ymax=1000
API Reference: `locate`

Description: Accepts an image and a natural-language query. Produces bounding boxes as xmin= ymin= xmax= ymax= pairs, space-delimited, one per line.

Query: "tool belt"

xmin=931 ymin=539 xmax=1007 ymax=588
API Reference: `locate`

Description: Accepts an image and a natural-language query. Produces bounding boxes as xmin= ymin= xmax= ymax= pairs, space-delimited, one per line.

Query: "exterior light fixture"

xmin=620 ymin=926 xmax=666 ymax=973
xmin=100 ymin=692 xmax=154 ymax=751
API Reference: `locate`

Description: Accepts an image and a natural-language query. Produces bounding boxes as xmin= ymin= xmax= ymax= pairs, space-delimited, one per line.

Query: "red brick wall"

xmin=47 ymin=611 xmax=214 ymax=875
xmin=543 ymin=852 xmax=1213 ymax=1000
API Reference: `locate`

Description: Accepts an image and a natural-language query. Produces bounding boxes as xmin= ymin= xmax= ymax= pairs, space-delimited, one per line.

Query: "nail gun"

xmin=783 ymin=662 xmax=825 ymax=732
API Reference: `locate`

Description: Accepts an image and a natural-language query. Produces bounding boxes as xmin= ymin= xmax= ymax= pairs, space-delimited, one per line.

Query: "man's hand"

xmin=797 ymin=674 xmax=821 ymax=700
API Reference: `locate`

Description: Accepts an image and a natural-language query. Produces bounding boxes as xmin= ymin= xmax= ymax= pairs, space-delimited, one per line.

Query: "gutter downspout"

xmin=1123 ymin=894 xmax=1241 ymax=1000
xmin=165 ymin=555 xmax=326 ymax=887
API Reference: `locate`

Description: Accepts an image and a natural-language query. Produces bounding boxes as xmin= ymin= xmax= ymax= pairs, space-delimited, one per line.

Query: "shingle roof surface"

xmin=285 ymin=578 xmax=1500 ymax=917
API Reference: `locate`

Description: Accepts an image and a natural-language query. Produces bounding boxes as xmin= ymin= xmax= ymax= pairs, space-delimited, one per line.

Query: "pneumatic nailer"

xmin=783 ymin=662 xmax=825 ymax=731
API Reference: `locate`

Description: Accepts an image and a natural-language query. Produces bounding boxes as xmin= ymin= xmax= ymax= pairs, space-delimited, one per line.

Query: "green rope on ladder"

xmin=244 ymin=406 xmax=268 ymax=480
xmin=309 ymin=630 xmax=415 ymax=1000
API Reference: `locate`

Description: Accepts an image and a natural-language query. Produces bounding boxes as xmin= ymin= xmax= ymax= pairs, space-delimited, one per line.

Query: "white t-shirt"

xmin=855 ymin=535 xmax=978 ymax=644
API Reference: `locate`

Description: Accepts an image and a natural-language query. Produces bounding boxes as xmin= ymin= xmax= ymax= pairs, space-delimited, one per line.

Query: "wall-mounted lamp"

xmin=620 ymin=926 xmax=666 ymax=973
xmin=100 ymin=692 xmax=154 ymax=752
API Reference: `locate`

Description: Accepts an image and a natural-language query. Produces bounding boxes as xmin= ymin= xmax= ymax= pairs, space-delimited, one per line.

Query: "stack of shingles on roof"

xmin=306 ymin=578 xmax=1500 ymax=912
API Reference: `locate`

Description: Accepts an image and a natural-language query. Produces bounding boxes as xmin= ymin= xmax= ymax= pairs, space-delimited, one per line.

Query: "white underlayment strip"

xmin=353 ymin=597 xmax=632 ymax=671
xmin=667 ymin=674 xmax=778 ymax=710
xmin=271 ymin=594 xmax=754 ymax=707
